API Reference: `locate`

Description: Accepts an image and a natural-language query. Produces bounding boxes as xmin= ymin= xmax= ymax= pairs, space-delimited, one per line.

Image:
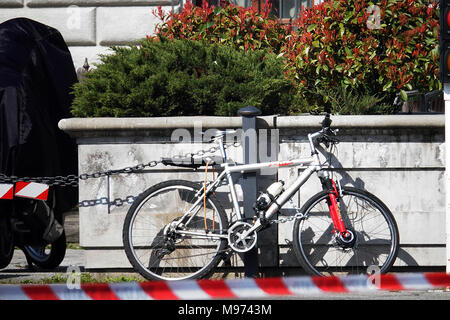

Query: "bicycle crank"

xmin=227 ymin=221 xmax=258 ymax=253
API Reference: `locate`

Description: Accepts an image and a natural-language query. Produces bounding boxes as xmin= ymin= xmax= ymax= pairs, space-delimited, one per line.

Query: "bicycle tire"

xmin=292 ymin=186 xmax=399 ymax=276
xmin=123 ymin=180 xmax=229 ymax=281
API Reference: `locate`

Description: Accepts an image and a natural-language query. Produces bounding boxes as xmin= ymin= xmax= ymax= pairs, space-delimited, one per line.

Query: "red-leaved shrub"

xmin=153 ymin=1 xmax=291 ymax=53
xmin=282 ymin=0 xmax=440 ymax=113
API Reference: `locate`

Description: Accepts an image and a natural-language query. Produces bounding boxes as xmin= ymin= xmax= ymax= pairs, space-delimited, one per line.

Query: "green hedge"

xmin=71 ymin=38 xmax=299 ymax=117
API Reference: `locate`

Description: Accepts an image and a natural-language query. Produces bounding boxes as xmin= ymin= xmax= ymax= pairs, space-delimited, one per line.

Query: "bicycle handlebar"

xmin=317 ymin=129 xmax=339 ymax=148
xmin=311 ymin=114 xmax=340 ymax=149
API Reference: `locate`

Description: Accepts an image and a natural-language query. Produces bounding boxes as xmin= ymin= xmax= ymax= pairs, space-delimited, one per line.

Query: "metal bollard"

xmin=238 ymin=106 xmax=261 ymax=278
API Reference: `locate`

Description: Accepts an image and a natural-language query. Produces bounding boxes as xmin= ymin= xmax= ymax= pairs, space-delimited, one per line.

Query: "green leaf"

xmin=344 ymin=47 xmax=353 ymax=57
xmin=339 ymin=23 xmax=345 ymax=37
xmin=307 ymin=24 xmax=316 ymax=32
xmin=400 ymin=90 xmax=408 ymax=101
xmin=304 ymin=46 xmax=310 ymax=56
xmin=312 ymin=40 xmax=320 ymax=48
xmin=344 ymin=11 xmax=354 ymax=22
xmin=431 ymin=46 xmax=439 ymax=58
xmin=382 ymin=80 xmax=392 ymax=91
xmin=316 ymin=65 xmax=321 ymax=74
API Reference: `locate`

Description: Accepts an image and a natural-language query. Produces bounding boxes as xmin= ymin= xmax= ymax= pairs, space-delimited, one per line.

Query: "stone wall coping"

xmin=58 ymin=114 xmax=444 ymax=137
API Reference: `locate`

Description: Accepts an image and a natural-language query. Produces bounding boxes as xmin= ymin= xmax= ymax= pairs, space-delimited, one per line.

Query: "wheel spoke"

xmin=294 ymin=187 xmax=398 ymax=276
xmin=123 ymin=182 xmax=228 ymax=281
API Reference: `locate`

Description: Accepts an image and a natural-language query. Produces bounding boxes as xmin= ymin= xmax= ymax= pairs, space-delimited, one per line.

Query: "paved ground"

xmin=0 ymin=248 xmax=146 ymax=284
xmin=1 ymin=248 xmax=450 ymax=300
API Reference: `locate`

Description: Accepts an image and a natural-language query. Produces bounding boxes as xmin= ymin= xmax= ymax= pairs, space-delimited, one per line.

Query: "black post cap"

xmin=237 ymin=106 xmax=262 ymax=117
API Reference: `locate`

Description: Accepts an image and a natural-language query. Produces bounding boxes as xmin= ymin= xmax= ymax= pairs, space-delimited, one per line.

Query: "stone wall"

xmin=0 ymin=0 xmax=176 ymax=70
xmin=59 ymin=114 xmax=446 ymax=272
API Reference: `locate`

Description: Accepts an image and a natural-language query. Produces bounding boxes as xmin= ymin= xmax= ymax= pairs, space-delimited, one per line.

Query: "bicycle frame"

xmin=174 ymin=129 xmax=340 ymax=241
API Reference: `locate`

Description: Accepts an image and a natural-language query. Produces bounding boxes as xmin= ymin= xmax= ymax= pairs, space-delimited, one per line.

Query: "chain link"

xmin=78 ymin=195 xmax=136 ymax=208
xmin=269 ymin=197 xmax=305 ymax=224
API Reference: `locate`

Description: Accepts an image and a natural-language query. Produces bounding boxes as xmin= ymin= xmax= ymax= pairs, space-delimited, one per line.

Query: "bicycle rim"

xmin=126 ymin=183 xmax=227 ymax=281
xmin=295 ymin=188 xmax=398 ymax=276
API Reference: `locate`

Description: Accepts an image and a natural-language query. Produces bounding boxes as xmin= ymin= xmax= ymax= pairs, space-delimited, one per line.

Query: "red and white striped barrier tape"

xmin=0 ymin=272 xmax=449 ymax=300
xmin=0 ymin=182 xmax=49 ymax=201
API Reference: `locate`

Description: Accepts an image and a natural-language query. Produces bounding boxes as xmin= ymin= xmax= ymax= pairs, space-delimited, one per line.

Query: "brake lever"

xmin=318 ymin=128 xmax=340 ymax=148
xmin=324 ymin=127 xmax=338 ymax=136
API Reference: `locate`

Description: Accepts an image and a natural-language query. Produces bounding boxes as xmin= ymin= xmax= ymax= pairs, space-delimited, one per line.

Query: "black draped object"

xmin=0 ymin=18 xmax=78 ymax=214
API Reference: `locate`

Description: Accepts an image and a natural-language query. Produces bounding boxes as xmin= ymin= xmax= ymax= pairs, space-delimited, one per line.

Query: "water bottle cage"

xmin=253 ymin=192 xmax=275 ymax=212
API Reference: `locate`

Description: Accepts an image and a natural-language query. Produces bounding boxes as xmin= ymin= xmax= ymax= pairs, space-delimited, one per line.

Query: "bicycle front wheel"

xmin=293 ymin=187 xmax=399 ymax=276
xmin=123 ymin=180 xmax=228 ymax=281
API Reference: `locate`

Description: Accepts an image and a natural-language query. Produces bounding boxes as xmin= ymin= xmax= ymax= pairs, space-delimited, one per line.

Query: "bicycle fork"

xmin=321 ymin=177 xmax=351 ymax=239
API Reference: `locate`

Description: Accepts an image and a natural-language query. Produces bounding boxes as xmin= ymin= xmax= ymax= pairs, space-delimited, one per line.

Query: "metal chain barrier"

xmin=0 ymin=139 xmax=310 ymax=224
xmin=1 ymin=139 xmax=308 ymax=223
xmin=0 ymin=141 xmax=241 ymax=208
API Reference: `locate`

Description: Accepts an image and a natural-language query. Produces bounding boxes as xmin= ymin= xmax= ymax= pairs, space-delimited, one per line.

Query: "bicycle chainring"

xmin=227 ymin=221 xmax=257 ymax=253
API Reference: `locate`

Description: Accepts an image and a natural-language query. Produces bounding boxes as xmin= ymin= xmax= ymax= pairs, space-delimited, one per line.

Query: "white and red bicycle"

xmin=122 ymin=114 xmax=399 ymax=281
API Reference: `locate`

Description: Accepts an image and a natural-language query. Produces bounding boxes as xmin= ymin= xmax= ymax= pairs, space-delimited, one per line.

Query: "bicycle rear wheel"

xmin=123 ymin=180 xmax=228 ymax=281
xmin=293 ymin=186 xmax=399 ymax=276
